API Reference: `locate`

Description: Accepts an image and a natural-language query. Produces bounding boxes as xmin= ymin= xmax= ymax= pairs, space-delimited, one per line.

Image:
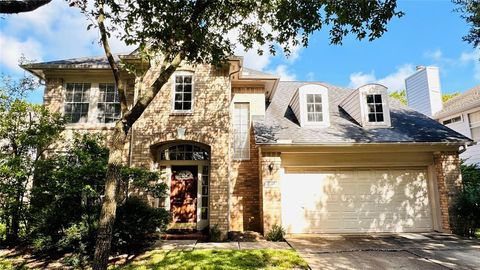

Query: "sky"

xmin=0 ymin=0 xmax=478 ymax=104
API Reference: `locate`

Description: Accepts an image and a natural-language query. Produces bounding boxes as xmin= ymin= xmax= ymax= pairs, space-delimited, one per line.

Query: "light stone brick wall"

xmin=433 ymin=151 xmax=463 ymax=232
xmin=129 ymin=64 xmax=232 ymax=238
xmin=259 ymin=152 xmax=282 ymax=234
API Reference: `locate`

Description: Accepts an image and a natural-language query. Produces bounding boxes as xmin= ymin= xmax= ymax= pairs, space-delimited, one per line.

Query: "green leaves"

xmin=73 ymin=0 xmax=403 ymax=66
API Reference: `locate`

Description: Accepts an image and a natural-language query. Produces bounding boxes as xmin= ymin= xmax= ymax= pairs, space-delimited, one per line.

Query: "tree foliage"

xmin=389 ymin=89 xmax=407 ymax=105
xmin=452 ymin=163 xmax=480 ymax=237
xmin=0 ymin=76 xmax=64 ymax=244
xmin=442 ymin=92 xmax=460 ymax=102
xmin=454 ymin=0 xmax=480 ymax=48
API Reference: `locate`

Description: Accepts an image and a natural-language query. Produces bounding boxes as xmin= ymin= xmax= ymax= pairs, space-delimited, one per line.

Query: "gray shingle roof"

xmin=254 ymin=81 xmax=472 ymax=145
xmin=434 ymin=85 xmax=480 ymax=119
xmin=21 ymin=54 xmax=124 ymax=69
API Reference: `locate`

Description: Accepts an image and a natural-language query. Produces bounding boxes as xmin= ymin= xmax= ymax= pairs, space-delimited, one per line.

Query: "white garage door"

xmin=281 ymin=168 xmax=433 ymax=234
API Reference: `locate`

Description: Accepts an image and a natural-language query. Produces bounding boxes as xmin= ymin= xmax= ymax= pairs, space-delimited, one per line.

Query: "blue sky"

xmin=0 ymin=0 xmax=478 ymax=103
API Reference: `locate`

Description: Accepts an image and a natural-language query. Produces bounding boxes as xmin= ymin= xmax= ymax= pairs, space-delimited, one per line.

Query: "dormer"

xmin=340 ymin=84 xmax=391 ymax=128
xmin=289 ymin=84 xmax=330 ymax=127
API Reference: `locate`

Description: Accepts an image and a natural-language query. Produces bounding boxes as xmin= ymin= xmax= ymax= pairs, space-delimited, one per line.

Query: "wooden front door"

xmin=170 ymin=166 xmax=198 ymax=223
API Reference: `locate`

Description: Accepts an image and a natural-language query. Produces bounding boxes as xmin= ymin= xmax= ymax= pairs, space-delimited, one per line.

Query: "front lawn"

xmin=0 ymin=249 xmax=308 ymax=270
xmin=112 ymin=249 xmax=308 ymax=270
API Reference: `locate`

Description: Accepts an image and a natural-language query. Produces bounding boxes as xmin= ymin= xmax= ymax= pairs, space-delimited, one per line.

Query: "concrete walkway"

xmin=287 ymin=233 xmax=480 ymax=270
xmin=153 ymin=240 xmax=291 ymax=251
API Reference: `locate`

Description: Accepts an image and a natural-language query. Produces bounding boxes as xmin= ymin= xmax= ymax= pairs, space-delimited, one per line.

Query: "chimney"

xmin=405 ymin=66 xmax=443 ymax=117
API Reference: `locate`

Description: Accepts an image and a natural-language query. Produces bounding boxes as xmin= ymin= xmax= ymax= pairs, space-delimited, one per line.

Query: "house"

xmin=405 ymin=66 xmax=480 ymax=165
xmin=21 ymin=52 xmax=472 ymax=238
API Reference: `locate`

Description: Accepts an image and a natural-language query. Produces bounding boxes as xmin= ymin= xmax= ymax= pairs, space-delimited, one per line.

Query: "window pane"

xmin=184 ymin=76 xmax=192 ymax=83
xmin=202 ymin=197 xmax=208 ymax=207
xmin=175 ymin=76 xmax=183 ymax=83
xmin=314 ymin=104 xmax=322 ymax=112
xmin=366 ymin=95 xmax=374 ymax=103
xmin=307 ymin=113 xmax=314 ymax=122
xmin=233 ymin=103 xmax=250 ymax=160
xmin=315 ymin=113 xmax=323 ymax=122
xmin=184 ymin=93 xmax=192 ymax=101
xmin=368 ymin=113 xmax=376 ymax=122
xmin=374 ymin=94 xmax=382 ymax=103
xmin=184 ymin=84 xmax=192 ymax=93
xmin=183 ymin=102 xmax=191 ymax=110
xmin=307 ymin=94 xmax=314 ymax=103
xmin=368 ymin=104 xmax=375 ymax=113
xmin=375 ymin=104 xmax=383 ymax=113
xmin=174 ymin=102 xmax=183 ymax=110
xmin=376 ymin=113 xmax=384 ymax=122
xmin=201 ymin=208 xmax=208 ymax=220
xmin=471 ymin=127 xmax=480 ymax=141
xmin=314 ymin=94 xmax=322 ymax=103
xmin=307 ymin=104 xmax=314 ymax=112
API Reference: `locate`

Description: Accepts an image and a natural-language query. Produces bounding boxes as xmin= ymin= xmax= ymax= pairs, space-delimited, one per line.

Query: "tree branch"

xmin=0 ymin=0 xmax=51 ymax=14
xmin=97 ymin=0 xmax=127 ymax=114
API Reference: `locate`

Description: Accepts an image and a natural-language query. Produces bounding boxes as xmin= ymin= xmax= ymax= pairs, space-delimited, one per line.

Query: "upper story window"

xmin=290 ymin=84 xmax=330 ymax=127
xmin=233 ymin=103 xmax=250 ymax=160
xmin=366 ymin=94 xmax=384 ymax=122
xmin=443 ymin=116 xmax=462 ymax=125
xmin=173 ymin=73 xmax=193 ymax=112
xmin=64 ymin=83 xmax=90 ymax=123
xmin=468 ymin=111 xmax=480 ymax=141
xmin=306 ymin=94 xmax=323 ymax=122
xmin=97 ymin=83 xmax=121 ymax=123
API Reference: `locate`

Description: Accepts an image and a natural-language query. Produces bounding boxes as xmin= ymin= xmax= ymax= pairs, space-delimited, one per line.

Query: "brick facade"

xmin=433 ymin=151 xmax=463 ymax=232
xmin=259 ymin=152 xmax=282 ymax=234
xmin=230 ymin=128 xmax=260 ymax=232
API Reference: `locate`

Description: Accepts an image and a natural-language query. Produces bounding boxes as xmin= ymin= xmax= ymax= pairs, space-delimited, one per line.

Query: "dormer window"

xmin=366 ymin=94 xmax=384 ymax=122
xmin=172 ymin=72 xmax=194 ymax=113
xmin=289 ymin=84 xmax=330 ymax=127
xmin=306 ymin=94 xmax=323 ymax=122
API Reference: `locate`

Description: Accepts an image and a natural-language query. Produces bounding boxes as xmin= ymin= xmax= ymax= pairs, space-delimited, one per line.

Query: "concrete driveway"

xmin=286 ymin=233 xmax=480 ymax=270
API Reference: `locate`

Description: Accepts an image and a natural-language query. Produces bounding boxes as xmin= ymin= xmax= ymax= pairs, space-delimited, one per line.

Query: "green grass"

xmin=111 ymin=249 xmax=309 ymax=270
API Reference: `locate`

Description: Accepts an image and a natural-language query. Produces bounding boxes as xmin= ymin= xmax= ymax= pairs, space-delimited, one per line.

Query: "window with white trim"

xmin=306 ymin=94 xmax=323 ymax=122
xmin=97 ymin=83 xmax=121 ymax=123
xmin=443 ymin=116 xmax=462 ymax=125
xmin=233 ymin=103 xmax=250 ymax=160
xmin=201 ymin=166 xmax=209 ymax=220
xmin=366 ymin=94 xmax=384 ymax=122
xmin=173 ymin=74 xmax=193 ymax=112
xmin=468 ymin=111 xmax=480 ymax=141
xmin=64 ymin=83 xmax=90 ymax=123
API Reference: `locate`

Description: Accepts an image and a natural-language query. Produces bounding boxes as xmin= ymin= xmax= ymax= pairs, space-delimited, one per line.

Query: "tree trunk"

xmin=92 ymin=122 xmax=128 ymax=270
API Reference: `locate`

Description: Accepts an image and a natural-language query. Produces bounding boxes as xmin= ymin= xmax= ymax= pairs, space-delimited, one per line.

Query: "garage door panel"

xmin=281 ymin=168 xmax=433 ymax=234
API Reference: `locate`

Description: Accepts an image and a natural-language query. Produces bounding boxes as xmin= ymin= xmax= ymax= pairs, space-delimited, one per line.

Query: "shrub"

xmin=266 ymin=224 xmax=286 ymax=242
xmin=209 ymin=225 xmax=222 ymax=242
xmin=0 ymin=223 xmax=5 ymax=243
xmin=452 ymin=163 xmax=480 ymax=237
xmin=112 ymin=197 xmax=170 ymax=253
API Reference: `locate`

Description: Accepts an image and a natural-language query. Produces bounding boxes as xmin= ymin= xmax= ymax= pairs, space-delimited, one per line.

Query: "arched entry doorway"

xmin=156 ymin=141 xmax=210 ymax=230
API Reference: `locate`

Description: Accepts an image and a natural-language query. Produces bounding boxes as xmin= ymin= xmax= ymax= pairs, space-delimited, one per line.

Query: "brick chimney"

xmin=405 ymin=66 xmax=443 ymax=117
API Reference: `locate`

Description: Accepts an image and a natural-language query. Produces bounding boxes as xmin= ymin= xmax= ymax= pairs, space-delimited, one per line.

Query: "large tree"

xmin=68 ymin=1 xmax=403 ymax=269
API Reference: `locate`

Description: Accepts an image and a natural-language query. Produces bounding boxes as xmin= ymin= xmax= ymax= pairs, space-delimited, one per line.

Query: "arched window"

xmin=159 ymin=143 xmax=209 ymax=161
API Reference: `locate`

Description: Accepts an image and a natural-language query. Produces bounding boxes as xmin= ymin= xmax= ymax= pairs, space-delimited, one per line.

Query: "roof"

xmin=241 ymin=67 xmax=277 ymax=78
xmin=22 ymin=54 xmax=123 ymax=70
xmin=254 ymin=81 xmax=472 ymax=145
xmin=434 ymin=85 xmax=480 ymax=119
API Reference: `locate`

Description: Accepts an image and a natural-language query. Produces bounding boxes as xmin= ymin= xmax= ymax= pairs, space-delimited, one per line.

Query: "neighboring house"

xmin=22 ymin=52 xmax=471 ymax=238
xmin=405 ymin=66 xmax=480 ymax=165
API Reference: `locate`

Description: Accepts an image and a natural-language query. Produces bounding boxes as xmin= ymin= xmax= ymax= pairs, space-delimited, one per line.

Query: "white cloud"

xmin=0 ymin=35 xmax=42 ymax=71
xmin=348 ymin=64 xmax=415 ymax=92
xmin=0 ymin=1 xmax=134 ymax=74
xmin=460 ymin=49 xmax=480 ymax=80
xmin=267 ymin=65 xmax=296 ymax=81
xmin=424 ymin=49 xmax=444 ymax=62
